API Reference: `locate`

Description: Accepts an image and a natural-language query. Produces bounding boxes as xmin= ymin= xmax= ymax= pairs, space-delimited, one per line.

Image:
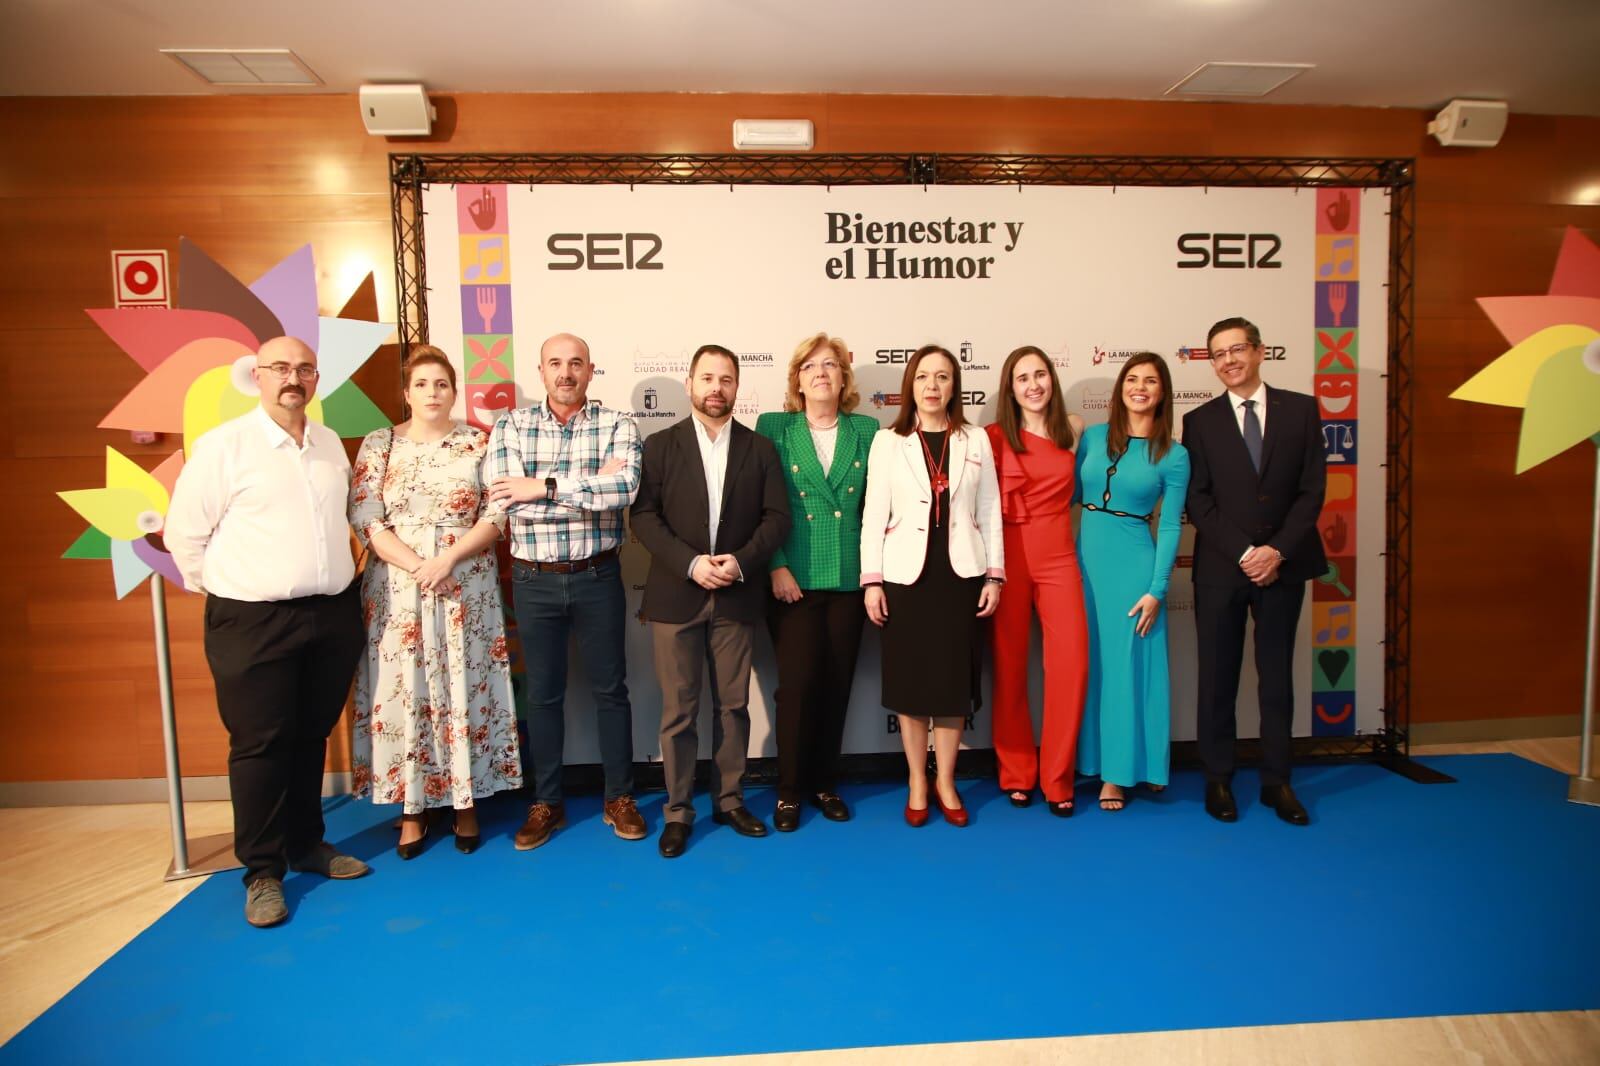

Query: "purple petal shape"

xmin=249 ymin=244 xmax=320 ymax=351
xmin=132 ymin=537 xmax=185 ymax=589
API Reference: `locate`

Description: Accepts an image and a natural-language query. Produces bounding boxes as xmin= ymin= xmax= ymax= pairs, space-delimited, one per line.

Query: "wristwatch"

xmin=544 ymin=477 xmax=557 ymax=501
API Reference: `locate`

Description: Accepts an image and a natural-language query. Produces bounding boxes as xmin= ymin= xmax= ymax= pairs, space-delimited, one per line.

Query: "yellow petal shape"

xmin=1515 ymin=346 xmax=1600 ymax=473
xmin=104 ymin=447 xmax=168 ymax=513
xmin=183 ymin=366 xmax=325 ymax=456
xmin=1453 ymin=324 xmax=1600 ymax=409
xmin=57 ymin=487 xmax=154 ymax=540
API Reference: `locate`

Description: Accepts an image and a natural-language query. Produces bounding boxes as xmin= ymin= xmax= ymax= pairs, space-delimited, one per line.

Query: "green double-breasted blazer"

xmin=754 ymin=410 xmax=879 ymax=592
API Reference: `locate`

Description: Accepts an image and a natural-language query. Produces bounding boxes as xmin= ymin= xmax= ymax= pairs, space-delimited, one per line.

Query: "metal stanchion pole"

xmin=151 ymin=574 xmax=242 ymax=880
xmin=1569 ymin=440 xmax=1600 ymax=806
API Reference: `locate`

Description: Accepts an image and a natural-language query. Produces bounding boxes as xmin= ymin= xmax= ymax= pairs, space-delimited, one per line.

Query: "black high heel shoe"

xmin=452 ymin=819 xmax=481 ymax=854
xmin=396 ymin=818 xmax=430 ymax=860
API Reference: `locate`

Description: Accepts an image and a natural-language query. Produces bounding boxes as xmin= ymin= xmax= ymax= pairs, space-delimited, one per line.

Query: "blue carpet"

xmin=5 ymin=754 xmax=1599 ymax=1065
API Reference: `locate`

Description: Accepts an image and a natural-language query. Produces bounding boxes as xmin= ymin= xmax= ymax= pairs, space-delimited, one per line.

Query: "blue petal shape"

xmin=110 ymin=538 xmax=154 ymax=599
xmin=315 ymin=317 xmax=395 ymax=395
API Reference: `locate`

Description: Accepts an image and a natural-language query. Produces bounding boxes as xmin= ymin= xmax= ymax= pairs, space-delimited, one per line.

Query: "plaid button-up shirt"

xmin=483 ymin=400 xmax=642 ymax=563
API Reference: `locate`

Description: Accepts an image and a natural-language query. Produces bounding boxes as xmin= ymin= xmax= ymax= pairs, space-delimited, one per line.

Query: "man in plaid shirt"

xmin=486 ymin=333 xmax=646 ymax=850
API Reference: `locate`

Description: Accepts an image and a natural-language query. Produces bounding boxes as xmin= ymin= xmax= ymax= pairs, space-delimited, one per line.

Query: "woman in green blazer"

xmin=756 ymin=332 xmax=879 ymax=833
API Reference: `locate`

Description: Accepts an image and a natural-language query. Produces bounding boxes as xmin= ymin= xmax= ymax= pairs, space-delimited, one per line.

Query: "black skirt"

xmin=879 ymin=432 xmax=983 ymax=717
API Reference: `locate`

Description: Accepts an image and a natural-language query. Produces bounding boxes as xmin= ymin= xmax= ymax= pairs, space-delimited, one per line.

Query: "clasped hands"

xmin=1240 ymin=545 xmax=1281 ymax=587
xmin=408 ymin=553 xmax=460 ymax=596
xmin=692 ymin=554 xmax=743 ymax=590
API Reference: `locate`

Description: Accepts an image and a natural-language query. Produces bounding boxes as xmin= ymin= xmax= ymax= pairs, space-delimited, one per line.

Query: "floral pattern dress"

xmin=348 ymin=425 xmax=522 ymax=812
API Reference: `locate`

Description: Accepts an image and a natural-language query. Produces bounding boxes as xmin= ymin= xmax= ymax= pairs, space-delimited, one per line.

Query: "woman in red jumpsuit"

xmin=986 ymin=346 xmax=1089 ymax=815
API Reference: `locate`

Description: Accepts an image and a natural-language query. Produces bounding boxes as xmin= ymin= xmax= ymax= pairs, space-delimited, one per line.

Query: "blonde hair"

xmin=783 ymin=333 xmax=860 ymax=414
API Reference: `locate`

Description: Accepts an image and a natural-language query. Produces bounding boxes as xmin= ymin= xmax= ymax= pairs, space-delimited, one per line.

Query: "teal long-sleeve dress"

xmin=1074 ymin=423 xmax=1191 ymax=787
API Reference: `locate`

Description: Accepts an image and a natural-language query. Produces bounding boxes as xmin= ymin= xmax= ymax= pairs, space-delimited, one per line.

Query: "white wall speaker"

xmin=1427 ymin=99 xmax=1509 ymax=148
xmin=359 ymin=84 xmax=436 ymax=137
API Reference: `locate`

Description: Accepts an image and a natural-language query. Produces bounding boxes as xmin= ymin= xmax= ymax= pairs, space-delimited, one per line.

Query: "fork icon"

xmin=1327 ymin=283 xmax=1349 ymax=327
xmin=475 ymin=287 xmax=498 ymax=334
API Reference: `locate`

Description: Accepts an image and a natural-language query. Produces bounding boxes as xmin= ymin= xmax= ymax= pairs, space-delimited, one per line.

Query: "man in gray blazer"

xmin=630 ymin=345 xmax=791 ymax=858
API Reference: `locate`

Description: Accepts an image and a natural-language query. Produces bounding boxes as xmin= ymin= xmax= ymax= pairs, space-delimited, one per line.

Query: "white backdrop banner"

xmin=421 ymin=181 xmax=1388 ymax=762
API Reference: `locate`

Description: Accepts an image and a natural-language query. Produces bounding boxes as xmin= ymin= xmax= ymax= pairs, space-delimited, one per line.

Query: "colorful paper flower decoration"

xmin=59 ymin=239 xmax=396 ymax=597
xmin=1452 ymin=226 xmax=1600 ymax=473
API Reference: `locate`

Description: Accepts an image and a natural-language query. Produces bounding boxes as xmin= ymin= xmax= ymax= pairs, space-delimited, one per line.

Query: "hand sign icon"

xmin=1325 ymin=190 xmax=1352 ymax=232
xmin=1323 ymin=512 xmax=1349 ymax=553
xmin=467 ymin=187 xmax=497 ymax=231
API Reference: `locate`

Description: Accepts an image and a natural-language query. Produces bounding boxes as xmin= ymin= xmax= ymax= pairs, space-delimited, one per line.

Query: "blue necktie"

xmin=1242 ymin=399 xmax=1263 ymax=472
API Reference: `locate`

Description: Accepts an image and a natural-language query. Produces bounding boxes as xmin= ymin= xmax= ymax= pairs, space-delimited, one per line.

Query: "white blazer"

xmin=860 ymin=424 xmax=1004 ymax=586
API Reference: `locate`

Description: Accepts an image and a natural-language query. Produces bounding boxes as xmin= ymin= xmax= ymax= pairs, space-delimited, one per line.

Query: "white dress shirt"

xmin=1229 ymin=382 xmax=1268 ymax=438
xmin=809 ymin=422 xmax=838 ymax=474
xmin=166 ymin=407 xmax=356 ymax=601
xmin=692 ymin=414 xmax=732 ymax=552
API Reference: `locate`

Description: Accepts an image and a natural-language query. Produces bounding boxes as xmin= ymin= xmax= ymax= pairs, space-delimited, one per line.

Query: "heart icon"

xmin=1318 ymin=649 xmax=1351 ymax=686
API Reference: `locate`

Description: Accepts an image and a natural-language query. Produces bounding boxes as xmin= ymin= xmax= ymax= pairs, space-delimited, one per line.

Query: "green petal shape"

xmin=1515 ymin=346 xmax=1600 ymax=472
xmin=63 ymin=527 xmax=113 ymax=560
xmin=320 ymin=381 xmax=391 ymax=438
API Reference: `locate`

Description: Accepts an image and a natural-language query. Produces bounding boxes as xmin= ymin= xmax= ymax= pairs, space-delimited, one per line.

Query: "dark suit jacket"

xmin=1181 ymin=385 xmax=1327 ymax=588
xmin=630 ymin=417 xmax=792 ymax=624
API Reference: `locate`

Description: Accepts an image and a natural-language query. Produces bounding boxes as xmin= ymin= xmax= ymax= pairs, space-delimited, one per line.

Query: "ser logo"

xmin=875 ymin=348 xmax=917 ymax=364
xmin=960 ymin=390 xmax=987 ymax=407
xmin=547 ymin=233 xmax=664 ymax=271
xmin=1176 ymin=232 xmax=1282 ymax=269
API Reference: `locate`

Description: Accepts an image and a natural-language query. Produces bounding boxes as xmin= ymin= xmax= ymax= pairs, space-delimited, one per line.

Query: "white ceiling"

xmin=3 ymin=0 xmax=1599 ymax=116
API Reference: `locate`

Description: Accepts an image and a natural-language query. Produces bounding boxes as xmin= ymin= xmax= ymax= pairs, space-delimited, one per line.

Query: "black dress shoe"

xmin=811 ymin=792 xmax=851 ymax=822
xmin=658 ymin=821 xmax=690 ymax=858
xmin=452 ymin=821 xmax=481 ymax=854
xmin=774 ymin=800 xmax=800 ymax=833
xmin=396 ymin=819 xmax=430 ymax=860
xmin=712 ymin=806 xmax=769 ymax=837
xmin=1260 ymin=784 xmax=1310 ymax=826
xmin=1205 ymin=782 xmax=1239 ymax=823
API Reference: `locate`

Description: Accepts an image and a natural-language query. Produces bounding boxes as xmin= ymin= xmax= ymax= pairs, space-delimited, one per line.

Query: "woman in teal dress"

xmin=1075 ymin=352 xmax=1190 ymax=811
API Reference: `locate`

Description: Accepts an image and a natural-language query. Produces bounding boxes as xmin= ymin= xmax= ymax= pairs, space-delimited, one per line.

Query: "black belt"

xmin=513 ymin=547 xmax=620 ymax=574
xmin=1082 ymin=502 xmax=1153 ymax=523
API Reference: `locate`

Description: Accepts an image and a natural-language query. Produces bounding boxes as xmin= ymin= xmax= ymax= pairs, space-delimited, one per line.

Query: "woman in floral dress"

xmin=348 ymin=346 xmax=522 ymax=857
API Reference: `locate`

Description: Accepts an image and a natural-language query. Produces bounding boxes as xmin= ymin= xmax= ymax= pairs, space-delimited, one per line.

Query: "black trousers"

xmin=203 ymin=583 xmax=364 ymax=884
xmin=767 ymin=590 xmax=866 ymax=802
xmin=1194 ymin=578 xmax=1307 ymax=787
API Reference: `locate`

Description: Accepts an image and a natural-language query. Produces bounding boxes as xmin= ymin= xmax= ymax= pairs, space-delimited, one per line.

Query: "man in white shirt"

xmin=165 ymin=335 xmax=370 ymax=928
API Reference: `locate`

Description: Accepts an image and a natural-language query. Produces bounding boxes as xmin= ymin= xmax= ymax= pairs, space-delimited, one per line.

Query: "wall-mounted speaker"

xmin=359 ymin=84 xmax=435 ymax=137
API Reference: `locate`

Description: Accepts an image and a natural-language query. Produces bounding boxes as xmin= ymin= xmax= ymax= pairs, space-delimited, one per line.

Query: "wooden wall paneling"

xmin=2 ymin=91 xmax=1597 ymax=780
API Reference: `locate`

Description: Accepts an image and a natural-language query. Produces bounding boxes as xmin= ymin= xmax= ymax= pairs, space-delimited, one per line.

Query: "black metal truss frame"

xmin=391 ymin=152 xmax=1415 ymax=768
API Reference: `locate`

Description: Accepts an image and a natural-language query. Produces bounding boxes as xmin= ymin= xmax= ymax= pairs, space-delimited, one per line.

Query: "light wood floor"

xmin=1 ymin=740 xmax=1595 ymax=1064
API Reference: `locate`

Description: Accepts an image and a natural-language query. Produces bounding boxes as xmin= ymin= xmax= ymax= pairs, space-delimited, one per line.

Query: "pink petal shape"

xmin=150 ymin=450 xmax=185 ymax=496
xmin=249 ymin=244 xmax=320 ymax=352
xmin=177 ymin=237 xmax=283 ymax=346
xmin=100 ymin=336 xmax=254 ymax=432
xmin=84 ymin=308 xmax=260 ymax=373
xmin=1475 ymin=295 xmax=1600 ymax=348
xmin=1549 ymin=226 xmax=1600 ymax=299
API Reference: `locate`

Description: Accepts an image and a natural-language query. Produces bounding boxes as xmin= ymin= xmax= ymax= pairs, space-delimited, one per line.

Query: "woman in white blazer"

xmin=860 ymin=344 xmax=1004 ymax=828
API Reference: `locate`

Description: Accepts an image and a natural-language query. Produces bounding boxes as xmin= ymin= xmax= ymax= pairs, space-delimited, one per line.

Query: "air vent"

xmin=1166 ymin=62 xmax=1313 ymax=98
xmin=161 ymin=49 xmax=322 ymax=87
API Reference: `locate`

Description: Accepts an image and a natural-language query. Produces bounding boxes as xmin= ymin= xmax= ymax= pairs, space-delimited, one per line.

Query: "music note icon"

xmin=464 ymin=237 xmax=505 ymax=282
xmin=1318 ymin=237 xmax=1355 ymax=278
xmin=1315 ymin=603 xmax=1352 ymax=644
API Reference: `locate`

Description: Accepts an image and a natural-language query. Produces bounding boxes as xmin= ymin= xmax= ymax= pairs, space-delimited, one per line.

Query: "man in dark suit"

xmin=1182 ymin=317 xmax=1327 ymax=826
xmin=631 ymin=345 xmax=791 ymax=858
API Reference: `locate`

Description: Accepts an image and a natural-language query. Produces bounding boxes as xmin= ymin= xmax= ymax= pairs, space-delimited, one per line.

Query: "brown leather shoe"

xmin=603 ymin=795 xmax=648 ymax=840
xmin=513 ymin=802 xmax=565 ymax=851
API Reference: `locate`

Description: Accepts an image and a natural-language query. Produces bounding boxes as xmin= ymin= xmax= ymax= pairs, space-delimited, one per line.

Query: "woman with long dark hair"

xmin=1075 ymin=352 xmax=1190 ymax=811
xmin=986 ymin=346 xmax=1089 ymax=815
xmin=860 ymin=344 xmax=1003 ymax=827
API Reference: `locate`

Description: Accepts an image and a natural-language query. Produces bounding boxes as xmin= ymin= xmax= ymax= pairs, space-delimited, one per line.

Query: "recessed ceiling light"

xmin=1167 ymin=62 xmax=1313 ymax=98
xmin=161 ymin=49 xmax=322 ymax=87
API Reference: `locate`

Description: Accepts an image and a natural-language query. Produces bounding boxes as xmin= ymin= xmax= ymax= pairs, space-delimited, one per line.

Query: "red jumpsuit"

xmin=986 ymin=423 xmax=1089 ymax=805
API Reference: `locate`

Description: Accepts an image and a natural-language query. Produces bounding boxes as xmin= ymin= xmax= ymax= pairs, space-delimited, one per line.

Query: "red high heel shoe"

xmin=904 ymin=802 xmax=930 ymax=828
xmin=935 ymin=790 xmax=969 ymax=828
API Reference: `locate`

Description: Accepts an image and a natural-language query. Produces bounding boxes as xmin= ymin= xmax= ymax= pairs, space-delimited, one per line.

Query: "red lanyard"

xmin=918 ymin=429 xmax=950 ymax=525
